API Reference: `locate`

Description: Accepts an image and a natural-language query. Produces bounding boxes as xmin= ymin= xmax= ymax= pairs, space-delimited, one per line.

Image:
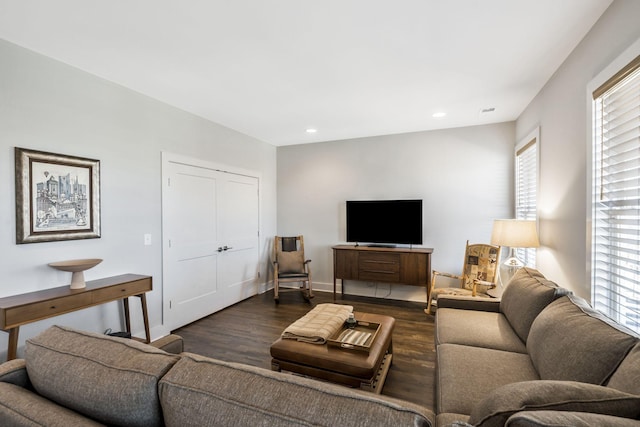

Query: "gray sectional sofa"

xmin=1 ymin=267 xmax=638 ymax=427
xmin=0 ymin=325 xmax=433 ymax=426
xmin=434 ymin=267 xmax=640 ymax=427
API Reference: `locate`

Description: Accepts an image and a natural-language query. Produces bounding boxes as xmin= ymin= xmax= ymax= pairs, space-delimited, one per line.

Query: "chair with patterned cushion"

xmin=425 ymin=241 xmax=501 ymax=314
xmin=273 ymin=235 xmax=313 ymax=304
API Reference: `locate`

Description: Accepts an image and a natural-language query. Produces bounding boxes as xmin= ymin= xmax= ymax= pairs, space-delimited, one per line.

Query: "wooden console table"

xmin=332 ymin=245 xmax=433 ymax=300
xmin=0 ymin=274 xmax=152 ymax=361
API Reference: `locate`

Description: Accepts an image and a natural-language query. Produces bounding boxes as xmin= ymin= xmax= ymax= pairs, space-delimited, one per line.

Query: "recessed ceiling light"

xmin=432 ymin=112 xmax=446 ymax=118
xmin=306 ymin=128 xmax=317 ymax=134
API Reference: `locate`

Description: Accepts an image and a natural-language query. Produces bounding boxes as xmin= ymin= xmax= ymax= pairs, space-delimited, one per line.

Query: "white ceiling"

xmin=0 ymin=0 xmax=612 ymax=146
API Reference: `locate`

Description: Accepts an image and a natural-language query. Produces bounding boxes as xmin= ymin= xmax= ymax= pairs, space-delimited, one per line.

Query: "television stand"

xmin=332 ymin=245 xmax=433 ymax=301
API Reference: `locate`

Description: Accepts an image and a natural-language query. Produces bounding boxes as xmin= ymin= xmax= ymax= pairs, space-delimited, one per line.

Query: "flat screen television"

xmin=346 ymin=199 xmax=423 ymax=246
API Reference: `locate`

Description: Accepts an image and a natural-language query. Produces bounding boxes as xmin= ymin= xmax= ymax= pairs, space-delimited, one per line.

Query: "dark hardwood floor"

xmin=173 ymin=289 xmax=436 ymax=410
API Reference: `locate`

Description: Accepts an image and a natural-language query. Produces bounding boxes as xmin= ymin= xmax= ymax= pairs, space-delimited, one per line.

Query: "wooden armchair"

xmin=425 ymin=241 xmax=501 ymax=314
xmin=273 ymin=236 xmax=313 ymax=303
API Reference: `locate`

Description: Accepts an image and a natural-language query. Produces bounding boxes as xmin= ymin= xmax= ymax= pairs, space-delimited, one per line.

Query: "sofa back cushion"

xmin=25 ymin=325 xmax=180 ymax=427
xmin=527 ymin=296 xmax=639 ymax=384
xmin=607 ymin=342 xmax=640 ymax=395
xmin=159 ymin=352 xmax=433 ymax=427
xmin=500 ymin=267 xmax=570 ymax=343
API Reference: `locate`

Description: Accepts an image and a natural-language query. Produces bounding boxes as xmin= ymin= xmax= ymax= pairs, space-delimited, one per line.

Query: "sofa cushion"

xmin=436 ymin=343 xmax=539 ymax=415
xmin=499 ymin=267 xmax=569 ymax=343
xmin=159 ymin=352 xmax=433 ymax=427
xmin=505 ymin=411 xmax=640 ymax=427
xmin=468 ymin=380 xmax=640 ymax=427
xmin=436 ymin=308 xmax=526 ymax=353
xmin=0 ymin=382 xmax=105 ymax=426
xmin=527 ymin=295 xmax=638 ymax=384
xmin=608 ymin=342 xmax=640 ymax=395
xmin=25 ymin=325 xmax=180 ymax=427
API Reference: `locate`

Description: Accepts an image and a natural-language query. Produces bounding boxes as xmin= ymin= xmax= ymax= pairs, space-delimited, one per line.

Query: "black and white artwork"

xmin=15 ymin=147 xmax=101 ymax=244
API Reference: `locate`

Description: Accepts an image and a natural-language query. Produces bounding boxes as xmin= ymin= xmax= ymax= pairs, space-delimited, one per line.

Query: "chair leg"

xmin=301 ymin=280 xmax=313 ymax=303
xmin=425 ymin=273 xmax=437 ymax=315
xmin=425 ymin=289 xmax=435 ymax=314
xmin=274 ymin=278 xmax=279 ymax=303
xmin=307 ymin=272 xmax=314 ymax=299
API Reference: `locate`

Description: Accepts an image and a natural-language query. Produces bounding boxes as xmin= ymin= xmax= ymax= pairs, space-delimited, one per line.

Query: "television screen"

xmin=346 ymin=199 xmax=423 ymax=245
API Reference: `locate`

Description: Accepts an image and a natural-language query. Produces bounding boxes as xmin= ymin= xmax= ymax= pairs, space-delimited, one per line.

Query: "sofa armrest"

xmin=437 ymin=295 xmax=501 ymax=312
xmin=0 ymin=359 xmax=31 ymax=389
xmin=150 ymin=334 xmax=184 ymax=354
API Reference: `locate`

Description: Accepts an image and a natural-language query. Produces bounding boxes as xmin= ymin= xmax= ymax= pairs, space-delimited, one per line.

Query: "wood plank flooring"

xmin=173 ymin=290 xmax=436 ymax=410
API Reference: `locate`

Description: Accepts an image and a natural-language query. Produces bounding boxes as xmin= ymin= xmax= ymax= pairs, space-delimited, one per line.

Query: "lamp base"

xmin=503 ymin=248 xmax=525 ymax=268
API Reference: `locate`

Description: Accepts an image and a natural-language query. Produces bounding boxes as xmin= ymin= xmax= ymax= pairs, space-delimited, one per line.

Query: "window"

xmin=515 ymin=131 xmax=538 ymax=267
xmin=591 ymin=54 xmax=640 ymax=334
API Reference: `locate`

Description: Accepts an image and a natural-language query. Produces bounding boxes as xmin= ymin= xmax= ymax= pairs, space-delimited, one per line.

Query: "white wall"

xmin=0 ymin=39 xmax=277 ymax=359
xmin=277 ymin=123 xmax=515 ymax=301
xmin=515 ymin=0 xmax=640 ymax=300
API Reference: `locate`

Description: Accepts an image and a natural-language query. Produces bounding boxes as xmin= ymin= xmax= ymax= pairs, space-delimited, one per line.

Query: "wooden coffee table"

xmin=270 ymin=312 xmax=394 ymax=393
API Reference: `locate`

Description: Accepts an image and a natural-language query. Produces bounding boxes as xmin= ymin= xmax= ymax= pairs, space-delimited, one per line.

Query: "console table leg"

xmin=123 ymin=298 xmax=131 ymax=335
xmin=140 ymin=294 xmax=151 ymax=344
xmin=7 ymin=328 xmax=19 ymax=361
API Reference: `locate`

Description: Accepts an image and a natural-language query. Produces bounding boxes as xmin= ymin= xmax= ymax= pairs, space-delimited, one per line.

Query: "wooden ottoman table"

xmin=270 ymin=312 xmax=395 ymax=394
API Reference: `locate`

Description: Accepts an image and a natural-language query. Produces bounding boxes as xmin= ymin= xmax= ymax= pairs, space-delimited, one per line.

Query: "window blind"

xmin=515 ymin=139 xmax=537 ymax=267
xmin=592 ymin=55 xmax=640 ymax=334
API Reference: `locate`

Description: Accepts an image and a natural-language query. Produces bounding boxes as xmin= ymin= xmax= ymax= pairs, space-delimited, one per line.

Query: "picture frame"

xmin=15 ymin=147 xmax=101 ymax=244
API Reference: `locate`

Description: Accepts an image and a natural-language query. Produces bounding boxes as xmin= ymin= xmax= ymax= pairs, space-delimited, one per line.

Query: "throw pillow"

xmin=499 ymin=267 xmax=569 ymax=343
xmin=468 ymin=380 xmax=640 ymax=427
xmin=527 ymin=295 xmax=638 ymax=384
xmin=277 ymin=250 xmax=305 ymax=274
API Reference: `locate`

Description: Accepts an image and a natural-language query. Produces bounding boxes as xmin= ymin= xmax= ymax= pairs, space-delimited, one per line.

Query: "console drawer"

xmin=358 ymin=253 xmax=400 ymax=282
xmin=91 ymin=278 xmax=151 ymax=304
xmin=5 ymin=293 xmax=93 ymax=327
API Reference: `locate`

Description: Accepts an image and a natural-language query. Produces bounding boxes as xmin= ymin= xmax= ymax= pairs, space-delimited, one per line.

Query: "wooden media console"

xmin=332 ymin=245 xmax=433 ymax=300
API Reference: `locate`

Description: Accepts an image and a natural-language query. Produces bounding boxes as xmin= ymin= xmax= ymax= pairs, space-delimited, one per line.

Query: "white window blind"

xmin=515 ymin=139 xmax=537 ymax=267
xmin=592 ymin=55 xmax=640 ymax=334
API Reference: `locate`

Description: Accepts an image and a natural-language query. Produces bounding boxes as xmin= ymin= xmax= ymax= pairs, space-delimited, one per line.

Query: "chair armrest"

xmin=437 ymin=295 xmax=501 ymax=312
xmin=474 ymin=280 xmax=495 ymax=287
xmin=304 ymin=259 xmax=311 ymax=264
xmin=433 ymin=271 xmax=463 ymax=280
xmin=0 ymin=359 xmax=32 ymax=389
xmin=472 ymin=279 xmax=496 ymax=296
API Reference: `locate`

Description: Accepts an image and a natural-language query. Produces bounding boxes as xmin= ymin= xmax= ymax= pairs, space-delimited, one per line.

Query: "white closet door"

xmin=162 ymin=155 xmax=260 ymax=330
xmin=217 ymin=173 xmax=260 ymax=308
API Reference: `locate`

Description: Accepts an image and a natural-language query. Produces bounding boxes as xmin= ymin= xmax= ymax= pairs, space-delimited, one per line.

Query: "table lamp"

xmin=490 ymin=219 xmax=540 ymax=268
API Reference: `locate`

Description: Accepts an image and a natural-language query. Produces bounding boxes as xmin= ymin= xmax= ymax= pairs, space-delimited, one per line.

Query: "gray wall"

xmin=0 ymin=39 xmax=277 ymax=358
xmin=516 ymin=0 xmax=640 ymax=300
xmin=277 ymin=123 xmax=515 ymax=301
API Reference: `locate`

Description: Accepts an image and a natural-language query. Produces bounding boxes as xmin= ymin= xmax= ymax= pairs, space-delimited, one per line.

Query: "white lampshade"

xmin=490 ymin=219 xmax=540 ymax=248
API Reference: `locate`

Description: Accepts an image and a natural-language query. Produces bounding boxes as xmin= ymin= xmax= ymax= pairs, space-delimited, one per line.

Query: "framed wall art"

xmin=15 ymin=147 xmax=101 ymax=244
